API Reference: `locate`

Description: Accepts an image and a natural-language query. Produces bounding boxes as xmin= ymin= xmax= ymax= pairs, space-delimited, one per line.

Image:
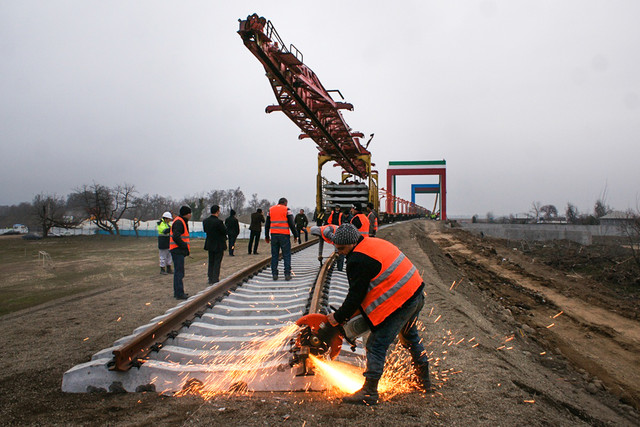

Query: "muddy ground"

xmin=0 ymin=220 xmax=639 ymax=426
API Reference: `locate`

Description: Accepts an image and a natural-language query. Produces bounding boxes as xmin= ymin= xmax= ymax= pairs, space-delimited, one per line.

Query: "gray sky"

xmin=1 ymin=1 xmax=639 ymax=217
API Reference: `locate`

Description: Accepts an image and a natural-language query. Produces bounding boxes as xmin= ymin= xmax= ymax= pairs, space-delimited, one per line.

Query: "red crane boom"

xmin=238 ymin=14 xmax=371 ymax=179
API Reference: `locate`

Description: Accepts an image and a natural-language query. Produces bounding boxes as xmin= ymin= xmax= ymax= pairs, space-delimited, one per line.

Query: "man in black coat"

xmin=248 ymin=208 xmax=265 ymax=254
xmin=203 ymin=205 xmax=227 ymax=284
xmin=225 ymin=209 xmax=240 ymax=256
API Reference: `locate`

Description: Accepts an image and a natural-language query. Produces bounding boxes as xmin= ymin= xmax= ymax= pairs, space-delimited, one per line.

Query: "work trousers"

xmin=228 ymin=234 xmax=237 ymax=256
xmin=208 ymin=250 xmax=224 ymax=284
xmin=270 ymin=234 xmax=291 ymax=278
xmin=248 ymin=230 xmax=261 ymax=254
xmin=158 ymin=248 xmax=172 ymax=267
xmin=170 ymin=252 xmax=186 ymax=297
xmin=296 ymin=227 xmax=308 ymax=244
xmin=364 ymin=290 xmax=429 ymax=380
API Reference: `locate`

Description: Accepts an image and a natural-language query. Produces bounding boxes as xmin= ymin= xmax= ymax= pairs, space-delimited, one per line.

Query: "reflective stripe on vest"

xmin=269 ymin=204 xmax=290 ymax=235
xmin=354 ymin=238 xmax=423 ymax=326
xmin=351 ymin=213 xmax=370 ymax=236
xmin=169 ymin=216 xmax=190 ymax=251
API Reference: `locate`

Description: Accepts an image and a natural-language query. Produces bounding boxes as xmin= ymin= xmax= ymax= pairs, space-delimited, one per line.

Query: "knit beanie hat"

xmin=179 ymin=205 xmax=192 ymax=216
xmin=333 ymin=223 xmax=360 ymax=245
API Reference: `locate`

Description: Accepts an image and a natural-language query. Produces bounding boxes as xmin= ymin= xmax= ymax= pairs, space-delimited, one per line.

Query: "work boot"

xmin=415 ymin=363 xmax=434 ymax=393
xmin=160 ymin=267 xmax=167 ymax=275
xmin=342 ymin=378 xmax=379 ymax=405
xmin=166 ymin=265 xmax=173 ymax=274
xmin=285 ymin=274 xmax=292 ymax=281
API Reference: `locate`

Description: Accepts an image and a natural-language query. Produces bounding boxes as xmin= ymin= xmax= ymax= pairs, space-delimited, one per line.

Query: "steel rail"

xmin=110 ymin=239 xmax=319 ymax=371
xmin=308 ymin=252 xmax=338 ymax=314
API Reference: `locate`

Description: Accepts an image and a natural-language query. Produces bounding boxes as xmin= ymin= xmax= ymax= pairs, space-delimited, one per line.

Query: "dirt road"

xmin=0 ymin=221 xmax=638 ymax=426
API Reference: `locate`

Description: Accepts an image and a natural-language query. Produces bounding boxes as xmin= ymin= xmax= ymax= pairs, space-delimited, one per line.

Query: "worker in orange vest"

xmin=170 ymin=205 xmax=192 ymax=300
xmin=326 ymin=204 xmax=344 ymax=226
xmin=349 ymin=202 xmax=370 ymax=237
xmin=265 ymin=197 xmax=298 ymax=281
xmin=327 ymin=223 xmax=432 ymax=405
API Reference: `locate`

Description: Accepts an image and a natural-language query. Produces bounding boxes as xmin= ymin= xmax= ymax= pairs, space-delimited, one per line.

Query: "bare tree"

xmin=74 ymin=183 xmax=135 ymax=235
xmin=594 ymin=199 xmax=610 ymax=219
xmin=248 ymin=193 xmax=260 ymax=211
xmin=225 ymin=187 xmax=246 ymax=214
xmin=530 ymin=201 xmax=542 ymax=223
xmin=75 ymin=183 xmax=114 ymax=234
xmin=32 ymin=193 xmax=77 ymax=237
xmin=259 ymin=198 xmax=273 ymax=212
xmin=181 ymin=194 xmax=206 ymax=221
xmin=540 ymin=204 xmax=558 ymax=220
xmin=618 ymin=209 xmax=640 ymax=271
xmin=109 ymin=184 xmax=136 ymax=235
xmin=566 ymin=203 xmax=579 ymax=224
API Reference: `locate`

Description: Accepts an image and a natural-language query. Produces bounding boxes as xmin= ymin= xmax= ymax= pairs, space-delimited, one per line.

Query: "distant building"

xmin=600 ymin=211 xmax=636 ymax=227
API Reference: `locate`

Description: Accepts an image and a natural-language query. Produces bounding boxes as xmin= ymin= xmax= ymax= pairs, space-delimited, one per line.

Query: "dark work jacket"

xmin=203 ymin=215 xmax=227 ymax=253
xmin=249 ymin=212 xmax=265 ymax=232
xmin=157 ymin=220 xmax=171 ymax=250
xmin=333 ymin=236 xmax=424 ymax=330
xmin=225 ymin=215 xmax=240 ymax=237
xmin=170 ymin=217 xmax=190 ymax=256
xmin=294 ymin=213 xmax=308 ymax=230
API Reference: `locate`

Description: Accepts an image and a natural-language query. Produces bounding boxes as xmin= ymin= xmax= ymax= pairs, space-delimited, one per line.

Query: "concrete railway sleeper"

xmin=62 ymin=241 xmax=366 ymax=394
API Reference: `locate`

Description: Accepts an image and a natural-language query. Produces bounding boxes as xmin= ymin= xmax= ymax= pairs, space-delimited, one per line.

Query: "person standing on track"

xmin=294 ymin=209 xmax=309 ymax=244
xmin=203 ymin=205 xmax=227 ymax=284
xmin=170 ymin=206 xmax=192 ymax=300
xmin=349 ymin=202 xmax=370 ymax=237
xmin=327 ymin=223 xmax=432 ymax=405
xmin=326 ymin=205 xmax=346 ymax=271
xmin=248 ymin=208 xmax=265 ymax=254
xmin=265 ymin=197 xmax=298 ymax=281
xmin=225 ymin=209 xmax=240 ymax=256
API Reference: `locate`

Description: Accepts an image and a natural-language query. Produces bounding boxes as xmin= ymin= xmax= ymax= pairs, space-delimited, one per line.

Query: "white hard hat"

xmin=162 ymin=211 xmax=173 ymax=219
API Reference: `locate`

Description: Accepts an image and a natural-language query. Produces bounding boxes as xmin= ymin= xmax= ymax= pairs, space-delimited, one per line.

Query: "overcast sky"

xmin=1 ymin=1 xmax=638 ymax=217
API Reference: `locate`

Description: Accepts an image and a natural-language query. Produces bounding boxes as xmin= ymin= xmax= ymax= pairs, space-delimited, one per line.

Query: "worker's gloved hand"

xmin=265 ymin=236 xmax=270 ymax=243
xmin=327 ymin=312 xmax=340 ymax=327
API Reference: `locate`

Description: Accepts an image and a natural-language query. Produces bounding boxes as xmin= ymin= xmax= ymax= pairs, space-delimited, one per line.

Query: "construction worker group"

xmin=159 ymin=200 xmax=431 ymax=405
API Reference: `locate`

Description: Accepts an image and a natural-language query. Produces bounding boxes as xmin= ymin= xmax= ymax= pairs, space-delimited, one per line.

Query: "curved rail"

xmin=62 ymin=241 xmax=365 ymax=394
xmin=111 ymin=239 xmax=318 ymax=371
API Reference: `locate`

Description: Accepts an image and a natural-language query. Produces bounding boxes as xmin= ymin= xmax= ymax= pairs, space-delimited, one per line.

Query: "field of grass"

xmin=0 ymin=235 xmax=211 ymax=316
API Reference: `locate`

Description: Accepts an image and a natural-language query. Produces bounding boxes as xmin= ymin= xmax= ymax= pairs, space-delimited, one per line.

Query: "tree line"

xmin=476 ymin=199 xmax=615 ymax=225
xmin=0 ymin=183 xmax=279 ymax=237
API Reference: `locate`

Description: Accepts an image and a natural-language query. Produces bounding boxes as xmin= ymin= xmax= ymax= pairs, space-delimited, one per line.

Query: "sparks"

xmin=552 ymin=311 xmax=564 ymax=319
xmin=546 ymin=323 xmax=555 ymax=329
xmin=309 ymin=355 xmax=363 ymax=394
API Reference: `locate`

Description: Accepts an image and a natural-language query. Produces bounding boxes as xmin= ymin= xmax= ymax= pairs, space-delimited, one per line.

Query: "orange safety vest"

xmin=351 ymin=213 xmax=370 ymax=237
xmin=169 ymin=216 xmax=190 ymax=251
xmin=354 ymin=238 xmax=423 ymax=327
xmin=327 ymin=211 xmax=343 ymax=225
xmin=319 ymin=224 xmax=338 ymax=244
xmin=269 ymin=204 xmax=290 ymax=235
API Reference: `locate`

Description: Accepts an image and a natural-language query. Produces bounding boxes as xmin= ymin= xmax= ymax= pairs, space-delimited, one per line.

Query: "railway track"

xmin=62 ymin=241 xmax=365 ymax=394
